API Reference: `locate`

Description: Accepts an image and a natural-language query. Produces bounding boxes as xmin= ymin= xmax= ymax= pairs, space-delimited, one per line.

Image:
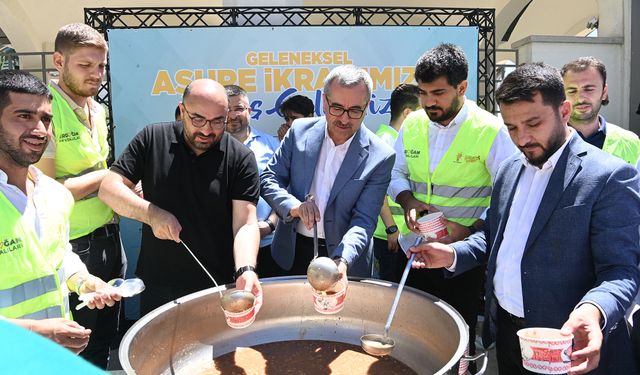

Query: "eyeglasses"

xmin=182 ymin=106 xmax=227 ymax=129
xmin=324 ymin=96 xmax=366 ymax=119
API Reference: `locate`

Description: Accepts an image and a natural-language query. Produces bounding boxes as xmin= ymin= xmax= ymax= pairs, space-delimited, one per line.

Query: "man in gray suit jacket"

xmin=409 ymin=63 xmax=640 ymax=374
xmin=261 ymin=65 xmax=395 ymax=282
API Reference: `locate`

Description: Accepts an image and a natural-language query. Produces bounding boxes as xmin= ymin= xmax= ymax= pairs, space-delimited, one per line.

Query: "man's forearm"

xmin=395 ymin=190 xmax=415 ymax=210
xmin=98 ymin=172 xmax=153 ymax=225
xmin=233 ymin=223 xmax=259 ymax=268
xmin=61 ymin=169 xmax=109 ymax=201
xmin=379 ymin=198 xmax=396 ymax=227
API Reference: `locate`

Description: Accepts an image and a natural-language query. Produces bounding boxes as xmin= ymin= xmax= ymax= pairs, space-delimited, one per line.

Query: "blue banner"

xmin=108 ymin=25 xmax=479 ymax=155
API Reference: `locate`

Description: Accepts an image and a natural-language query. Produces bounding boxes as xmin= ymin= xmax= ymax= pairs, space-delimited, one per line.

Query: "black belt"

xmin=498 ymin=305 xmax=526 ymax=328
xmin=296 ymin=232 xmax=328 ymax=256
xmin=84 ymin=223 xmax=119 ymax=239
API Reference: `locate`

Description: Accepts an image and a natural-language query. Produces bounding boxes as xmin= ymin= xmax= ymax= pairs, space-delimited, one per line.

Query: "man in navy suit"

xmin=409 ymin=63 xmax=640 ymax=374
xmin=261 ymin=64 xmax=395 ymax=282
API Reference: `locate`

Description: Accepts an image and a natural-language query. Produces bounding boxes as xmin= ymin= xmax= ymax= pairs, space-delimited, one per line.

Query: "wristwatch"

xmin=234 ymin=265 xmax=257 ymax=280
xmin=333 ymin=256 xmax=349 ymax=269
xmin=264 ymin=218 xmax=276 ymax=232
xmin=385 ymin=225 xmax=398 ymax=235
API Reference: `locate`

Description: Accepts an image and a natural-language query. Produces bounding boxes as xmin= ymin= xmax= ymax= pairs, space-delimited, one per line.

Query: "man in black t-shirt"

xmin=98 ymin=79 xmax=262 ymax=314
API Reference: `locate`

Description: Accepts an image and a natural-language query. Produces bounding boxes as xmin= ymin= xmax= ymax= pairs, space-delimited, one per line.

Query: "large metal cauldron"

xmin=119 ymin=277 xmax=481 ymax=374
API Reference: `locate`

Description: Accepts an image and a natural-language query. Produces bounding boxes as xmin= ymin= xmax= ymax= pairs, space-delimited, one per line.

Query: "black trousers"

xmin=256 ymin=244 xmax=285 ymax=278
xmin=372 ymin=237 xmax=400 ymax=283
xmin=496 ymin=305 xmax=538 ymax=374
xmin=254 ymin=237 xmax=324 ymax=278
xmin=69 ymin=224 xmax=123 ymax=369
xmin=402 ymin=263 xmax=484 ymax=360
xmin=632 ymin=309 xmax=640 ymax=371
xmin=281 ymin=233 xmax=329 ymax=276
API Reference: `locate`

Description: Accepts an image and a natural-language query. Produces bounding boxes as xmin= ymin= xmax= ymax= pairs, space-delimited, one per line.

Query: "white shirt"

xmin=0 ymin=166 xmax=87 ymax=288
xmin=388 ymin=99 xmax=517 ymax=201
xmin=296 ymin=126 xmax=355 ymax=239
xmin=493 ymin=132 xmax=573 ymax=317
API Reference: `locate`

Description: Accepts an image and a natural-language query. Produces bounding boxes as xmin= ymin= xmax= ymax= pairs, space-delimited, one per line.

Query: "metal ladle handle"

xmin=305 ymin=194 xmax=318 ymax=259
xmin=181 ymin=241 xmax=223 ymax=297
xmin=383 ymin=237 xmax=421 ymax=337
xmin=313 ymin=222 xmax=318 ymax=259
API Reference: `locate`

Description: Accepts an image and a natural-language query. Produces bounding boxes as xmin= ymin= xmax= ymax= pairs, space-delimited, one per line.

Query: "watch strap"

xmin=264 ymin=218 xmax=276 ymax=232
xmin=234 ymin=265 xmax=257 ymax=280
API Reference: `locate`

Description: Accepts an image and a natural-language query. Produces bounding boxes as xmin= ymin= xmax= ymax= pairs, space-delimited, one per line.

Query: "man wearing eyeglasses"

xmin=224 ymin=84 xmax=281 ymax=277
xmin=98 ymin=79 xmax=263 ymax=315
xmin=261 ymin=64 xmax=396 ymax=283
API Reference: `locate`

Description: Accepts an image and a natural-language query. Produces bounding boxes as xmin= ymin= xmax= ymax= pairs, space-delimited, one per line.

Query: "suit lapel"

xmin=327 ymin=127 xmax=369 ymax=207
xmin=524 ymin=135 xmax=584 ymax=250
xmin=492 ymin=158 xmax=524 ymax=253
xmin=303 ymin=120 xmax=326 ymax=195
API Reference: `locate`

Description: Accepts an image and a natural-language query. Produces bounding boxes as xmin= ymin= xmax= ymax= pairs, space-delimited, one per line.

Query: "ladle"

xmin=360 ymin=237 xmax=421 ymax=356
xmin=305 ymin=195 xmax=341 ymax=291
xmin=181 ymin=241 xmax=254 ymax=311
xmin=76 ymin=277 xmax=145 ymax=310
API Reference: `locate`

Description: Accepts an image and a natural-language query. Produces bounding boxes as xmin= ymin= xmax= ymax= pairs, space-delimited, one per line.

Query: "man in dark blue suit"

xmin=409 ymin=63 xmax=640 ymax=374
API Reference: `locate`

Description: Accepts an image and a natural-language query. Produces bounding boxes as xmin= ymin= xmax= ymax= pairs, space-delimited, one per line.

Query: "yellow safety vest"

xmin=0 ymin=184 xmax=72 ymax=319
xmin=602 ymin=123 xmax=640 ymax=165
xmin=49 ymin=85 xmax=113 ymax=239
xmin=373 ymin=124 xmax=409 ymax=239
xmin=403 ymin=106 xmax=502 ymax=226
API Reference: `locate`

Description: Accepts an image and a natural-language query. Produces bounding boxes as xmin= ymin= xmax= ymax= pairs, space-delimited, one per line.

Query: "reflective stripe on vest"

xmin=403 ymin=104 xmax=502 ymax=226
xmin=373 ymin=124 xmax=409 ymax=239
xmin=389 ymin=206 xmax=404 ymax=216
xmin=0 ymin=274 xmax=57 ymax=308
xmin=20 ymin=305 xmax=65 ymax=320
xmin=432 ymin=184 xmax=492 ymax=199
xmin=409 ymin=182 xmax=492 ymax=199
xmin=56 ymin=161 xmax=105 ymax=181
xmin=9 ymin=268 xmax=69 ymax=319
xmin=602 ymin=123 xmax=640 ymax=165
xmin=0 ymin=184 xmax=73 ymax=320
xmin=49 ymin=84 xmax=114 ymax=239
xmin=431 ymin=204 xmax=486 ymax=219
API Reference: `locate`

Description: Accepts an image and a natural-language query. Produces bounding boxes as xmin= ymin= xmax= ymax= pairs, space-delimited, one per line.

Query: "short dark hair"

xmin=0 ymin=70 xmax=51 ymax=115
xmin=496 ymin=62 xmax=566 ymax=108
xmin=224 ymin=84 xmax=248 ymax=99
xmin=389 ymin=83 xmax=420 ymax=123
xmin=279 ymin=95 xmax=314 ymax=117
xmin=54 ymin=23 xmax=107 ymax=55
xmin=561 ymin=56 xmax=609 ymax=105
xmin=414 ymin=43 xmax=468 ymax=86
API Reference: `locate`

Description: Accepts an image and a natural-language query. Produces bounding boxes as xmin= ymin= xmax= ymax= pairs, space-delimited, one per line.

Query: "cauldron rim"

xmin=119 ymin=276 xmax=470 ymax=375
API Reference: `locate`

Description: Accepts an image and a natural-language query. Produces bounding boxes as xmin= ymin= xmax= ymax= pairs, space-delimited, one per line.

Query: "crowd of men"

xmin=0 ymin=22 xmax=639 ymax=374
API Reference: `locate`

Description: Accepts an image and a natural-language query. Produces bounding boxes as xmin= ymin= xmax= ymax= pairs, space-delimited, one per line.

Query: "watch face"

xmin=386 ymin=226 xmax=398 ymax=234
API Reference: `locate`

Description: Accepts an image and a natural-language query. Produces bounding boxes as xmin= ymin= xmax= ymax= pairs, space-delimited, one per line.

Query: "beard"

xmin=225 ymin=117 xmax=247 ymax=135
xmin=424 ymin=96 xmax=461 ymax=123
xmin=0 ymin=126 xmax=47 ymax=167
xmin=570 ymin=100 xmax=602 ymax=124
xmin=520 ymin=115 xmax=567 ymax=168
xmin=183 ymin=129 xmax=220 ymax=152
xmin=62 ymin=63 xmax=101 ymax=97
